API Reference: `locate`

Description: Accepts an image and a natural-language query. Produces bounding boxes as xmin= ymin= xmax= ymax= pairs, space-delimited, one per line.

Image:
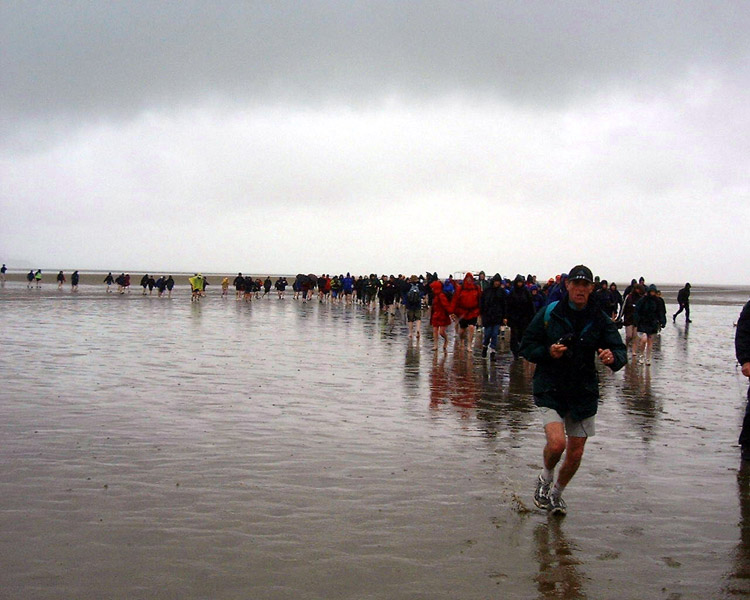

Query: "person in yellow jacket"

xmin=189 ymin=274 xmax=204 ymax=302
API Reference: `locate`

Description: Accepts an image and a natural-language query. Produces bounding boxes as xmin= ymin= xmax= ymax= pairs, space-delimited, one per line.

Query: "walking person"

xmin=233 ymin=273 xmax=245 ymax=300
xmin=634 ymin=284 xmax=667 ymax=365
xmin=452 ymin=272 xmax=482 ymax=348
xmin=673 ymin=283 xmax=692 ymax=323
xmin=57 ymin=270 xmax=66 ymax=290
xmin=403 ymin=275 xmax=424 ymax=339
xmin=506 ymin=274 xmax=535 ymax=359
xmin=520 ymin=265 xmax=627 ymax=515
xmin=71 ymin=270 xmax=80 ymax=292
xmin=26 ymin=270 xmax=34 ymax=288
xmin=0 ymin=263 xmax=6 ymax=286
xmin=429 ymin=279 xmax=452 ymax=351
xmin=275 ymin=276 xmax=287 ymax=299
xmin=480 ymin=274 xmax=507 ymax=360
xmin=736 ymin=299 xmax=750 ymax=461
xmin=621 ymin=284 xmax=645 ymax=359
xmin=103 ymin=272 xmax=114 ymax=293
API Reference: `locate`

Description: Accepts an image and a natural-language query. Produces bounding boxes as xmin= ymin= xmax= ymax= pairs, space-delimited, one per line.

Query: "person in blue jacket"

xmin=520 ymin=264 xmax=626 ymax=516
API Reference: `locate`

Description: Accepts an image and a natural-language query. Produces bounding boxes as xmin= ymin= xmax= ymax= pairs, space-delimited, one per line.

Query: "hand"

xmin=743 ymin=362 xmax=750 ymax=378
xmin=550 ymin=343 xmax=566 ymax=359
xmin=598 ymin=348 xmax=615 ymax=365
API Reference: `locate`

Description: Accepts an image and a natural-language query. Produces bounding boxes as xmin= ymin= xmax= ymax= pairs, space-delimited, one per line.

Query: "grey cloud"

xmin=2 ymin=0 xmax=748 ymax=128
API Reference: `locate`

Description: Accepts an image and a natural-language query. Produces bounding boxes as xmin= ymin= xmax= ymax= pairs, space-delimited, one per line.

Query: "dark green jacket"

xmin=519 ymin=296 xmax=627 ymax=421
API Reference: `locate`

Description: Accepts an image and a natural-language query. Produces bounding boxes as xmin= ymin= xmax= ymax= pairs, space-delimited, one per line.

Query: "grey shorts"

xmin=539 ymin=406 xmax=596 ymax=437
xmin=407 ymin=309 xmax=422 ymax=322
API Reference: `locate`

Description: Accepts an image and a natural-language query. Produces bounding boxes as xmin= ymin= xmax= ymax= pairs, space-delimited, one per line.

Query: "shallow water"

xmin=1 ymin=284 xmax=749 ymax=599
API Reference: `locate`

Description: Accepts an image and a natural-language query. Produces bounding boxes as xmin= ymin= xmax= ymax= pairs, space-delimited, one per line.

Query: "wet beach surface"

xmin=1 ymin=282 xmax=749 ymax=599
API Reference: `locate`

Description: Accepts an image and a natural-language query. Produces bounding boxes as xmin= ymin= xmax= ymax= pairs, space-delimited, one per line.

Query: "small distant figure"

xmin=275 ymin=276 xmax=287 ymax=299
xmin=673 ymin=283 xmax=692 ymax=323
xmin=248 ymin=275 xmax=255 ymax=302
xmin=155 ymin=276 xmax=166 ymax=297
xmin=115 ymin=273 xmax=126 ymax=294
xmin=165 ymin=275 xmax=175 ymax=298
xmin=57 ymin=270 xmax=66 ymax=290
xmin=140 ymin=274 xmax=150 ymax=295
xmin=221 ymin=277 xmax=230 ymax=297
xmin=233 ymin=273 xmax=244 ymax=300
xmin=263 ymin=276 xmax=272 ymax=297
xmin=71 ymin=270 xmax=80 ymax=292
xmin=1 ymin=263 xmax=6 ymax=286
xmin=736 ymin=299 xmax=750 ymax=461
xmin=26 ymin=270 xmax=34 ymax=288
xmin=34 ymin=269 xmax=42 ymax=288
xmin=189 ymin=274 xmax=204 ymax=302
xmin=147 ymin=275 xmax=155 ymax=295
xmin=123 ymin=273 xmax=131 ymax=293
xmin=103 ymin=272 xmax=114 ymax=293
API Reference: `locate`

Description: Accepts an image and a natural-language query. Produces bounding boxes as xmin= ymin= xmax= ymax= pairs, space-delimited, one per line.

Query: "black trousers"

xmin=674 ymin=302 xmax=690 ymax=320
xmin=741 ymin=388 xmax=750 ymax=448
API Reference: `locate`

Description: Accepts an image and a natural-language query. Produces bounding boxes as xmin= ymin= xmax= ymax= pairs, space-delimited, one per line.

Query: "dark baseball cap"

xmin=568 ymin=265 xmax=594 ymax=283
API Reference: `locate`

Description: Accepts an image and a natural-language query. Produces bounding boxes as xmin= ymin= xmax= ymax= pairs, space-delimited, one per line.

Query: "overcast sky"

xmin=1 ymin=1 xmax=748 ymax=284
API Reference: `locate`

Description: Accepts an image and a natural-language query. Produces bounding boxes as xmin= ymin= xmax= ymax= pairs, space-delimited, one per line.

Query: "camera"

xmin=556 ymin=333 xmax=576 ymax=348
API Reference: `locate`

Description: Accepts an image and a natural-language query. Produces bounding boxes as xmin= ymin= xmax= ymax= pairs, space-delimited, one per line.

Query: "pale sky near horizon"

xmin=1 ymin=1 xmax=748 ymax=285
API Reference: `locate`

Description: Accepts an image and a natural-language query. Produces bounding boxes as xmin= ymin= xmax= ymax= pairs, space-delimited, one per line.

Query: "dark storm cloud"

xmin=2 ymin=0 xmax=748 ymax=124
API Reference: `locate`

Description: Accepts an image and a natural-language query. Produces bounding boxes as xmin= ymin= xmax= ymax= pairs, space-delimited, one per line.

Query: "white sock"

xmin=541 ymin=467 xmax=553 ymax=483
xmin=551 ymin=482 xmax=565 ymax=498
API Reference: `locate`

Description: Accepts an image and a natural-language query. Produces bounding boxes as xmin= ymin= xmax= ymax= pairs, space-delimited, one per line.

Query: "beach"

xmin=1 ymin=281 xmax=749 ymax=599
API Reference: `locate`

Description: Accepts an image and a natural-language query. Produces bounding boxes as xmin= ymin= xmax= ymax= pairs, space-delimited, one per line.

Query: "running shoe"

xmin=534 ymin=475 xmax=552 ymax=510
xmin=548 ymin=493 xmax=567 ymax=516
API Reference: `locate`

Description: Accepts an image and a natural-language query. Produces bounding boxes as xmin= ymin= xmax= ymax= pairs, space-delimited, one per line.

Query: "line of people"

xmin=103 ymin=272 xmax=176 ymax=297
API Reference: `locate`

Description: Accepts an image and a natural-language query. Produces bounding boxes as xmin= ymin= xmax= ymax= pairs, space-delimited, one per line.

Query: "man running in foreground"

xmin=520 ymin=264 xmax=627 ymax=515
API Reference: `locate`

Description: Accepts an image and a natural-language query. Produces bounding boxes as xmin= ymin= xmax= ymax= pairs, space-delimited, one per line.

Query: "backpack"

xmin=407 ymin=284 xmax=421 ymax=305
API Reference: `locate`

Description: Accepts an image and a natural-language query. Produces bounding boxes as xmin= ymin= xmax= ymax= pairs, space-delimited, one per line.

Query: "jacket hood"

xmin=463 ymin=273 xmax=477 ymax=289
xmin=430 ymin=280 xmax=444 ymax=294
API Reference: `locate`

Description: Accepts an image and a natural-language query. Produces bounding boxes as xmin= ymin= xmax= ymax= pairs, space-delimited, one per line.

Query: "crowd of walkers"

xmin=217 ymin=270 xmax=682 ymax=364
xmin=8 ymin=267 xmax=687 ymax=366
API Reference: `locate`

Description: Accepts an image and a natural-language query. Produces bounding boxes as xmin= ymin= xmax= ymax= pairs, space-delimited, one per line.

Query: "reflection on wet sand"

xmin=534 ymin=519 xmax=586 ymax=599
xmin=620 ymin=362 xmax=661 ymax=443
xmin=428 ymin=350 xmax=537 ymax=432
xmin=1 ymin=289 xmax=748 ymax=599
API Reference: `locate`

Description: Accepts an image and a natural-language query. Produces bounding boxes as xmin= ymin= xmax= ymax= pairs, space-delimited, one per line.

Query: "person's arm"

xmin=599 ymin=316 xmax=628 ymax=371
xmin=736 ymin=301 xmax=750 ymax=377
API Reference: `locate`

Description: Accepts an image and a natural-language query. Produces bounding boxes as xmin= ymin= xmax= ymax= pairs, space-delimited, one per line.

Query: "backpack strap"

xmin=544 ymin=301 xmax=558 ymax=328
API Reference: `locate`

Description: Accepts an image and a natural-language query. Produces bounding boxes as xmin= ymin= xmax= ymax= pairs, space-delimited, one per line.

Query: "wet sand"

xmin=1 ymin=283 xmax=749 ymax=599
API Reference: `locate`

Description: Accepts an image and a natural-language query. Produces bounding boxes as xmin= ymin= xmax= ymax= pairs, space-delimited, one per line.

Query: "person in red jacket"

xmin=452 ymin=272 xmax=482 ymax=348
xmin=429 ymin=279 xmax=453 ymax=351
